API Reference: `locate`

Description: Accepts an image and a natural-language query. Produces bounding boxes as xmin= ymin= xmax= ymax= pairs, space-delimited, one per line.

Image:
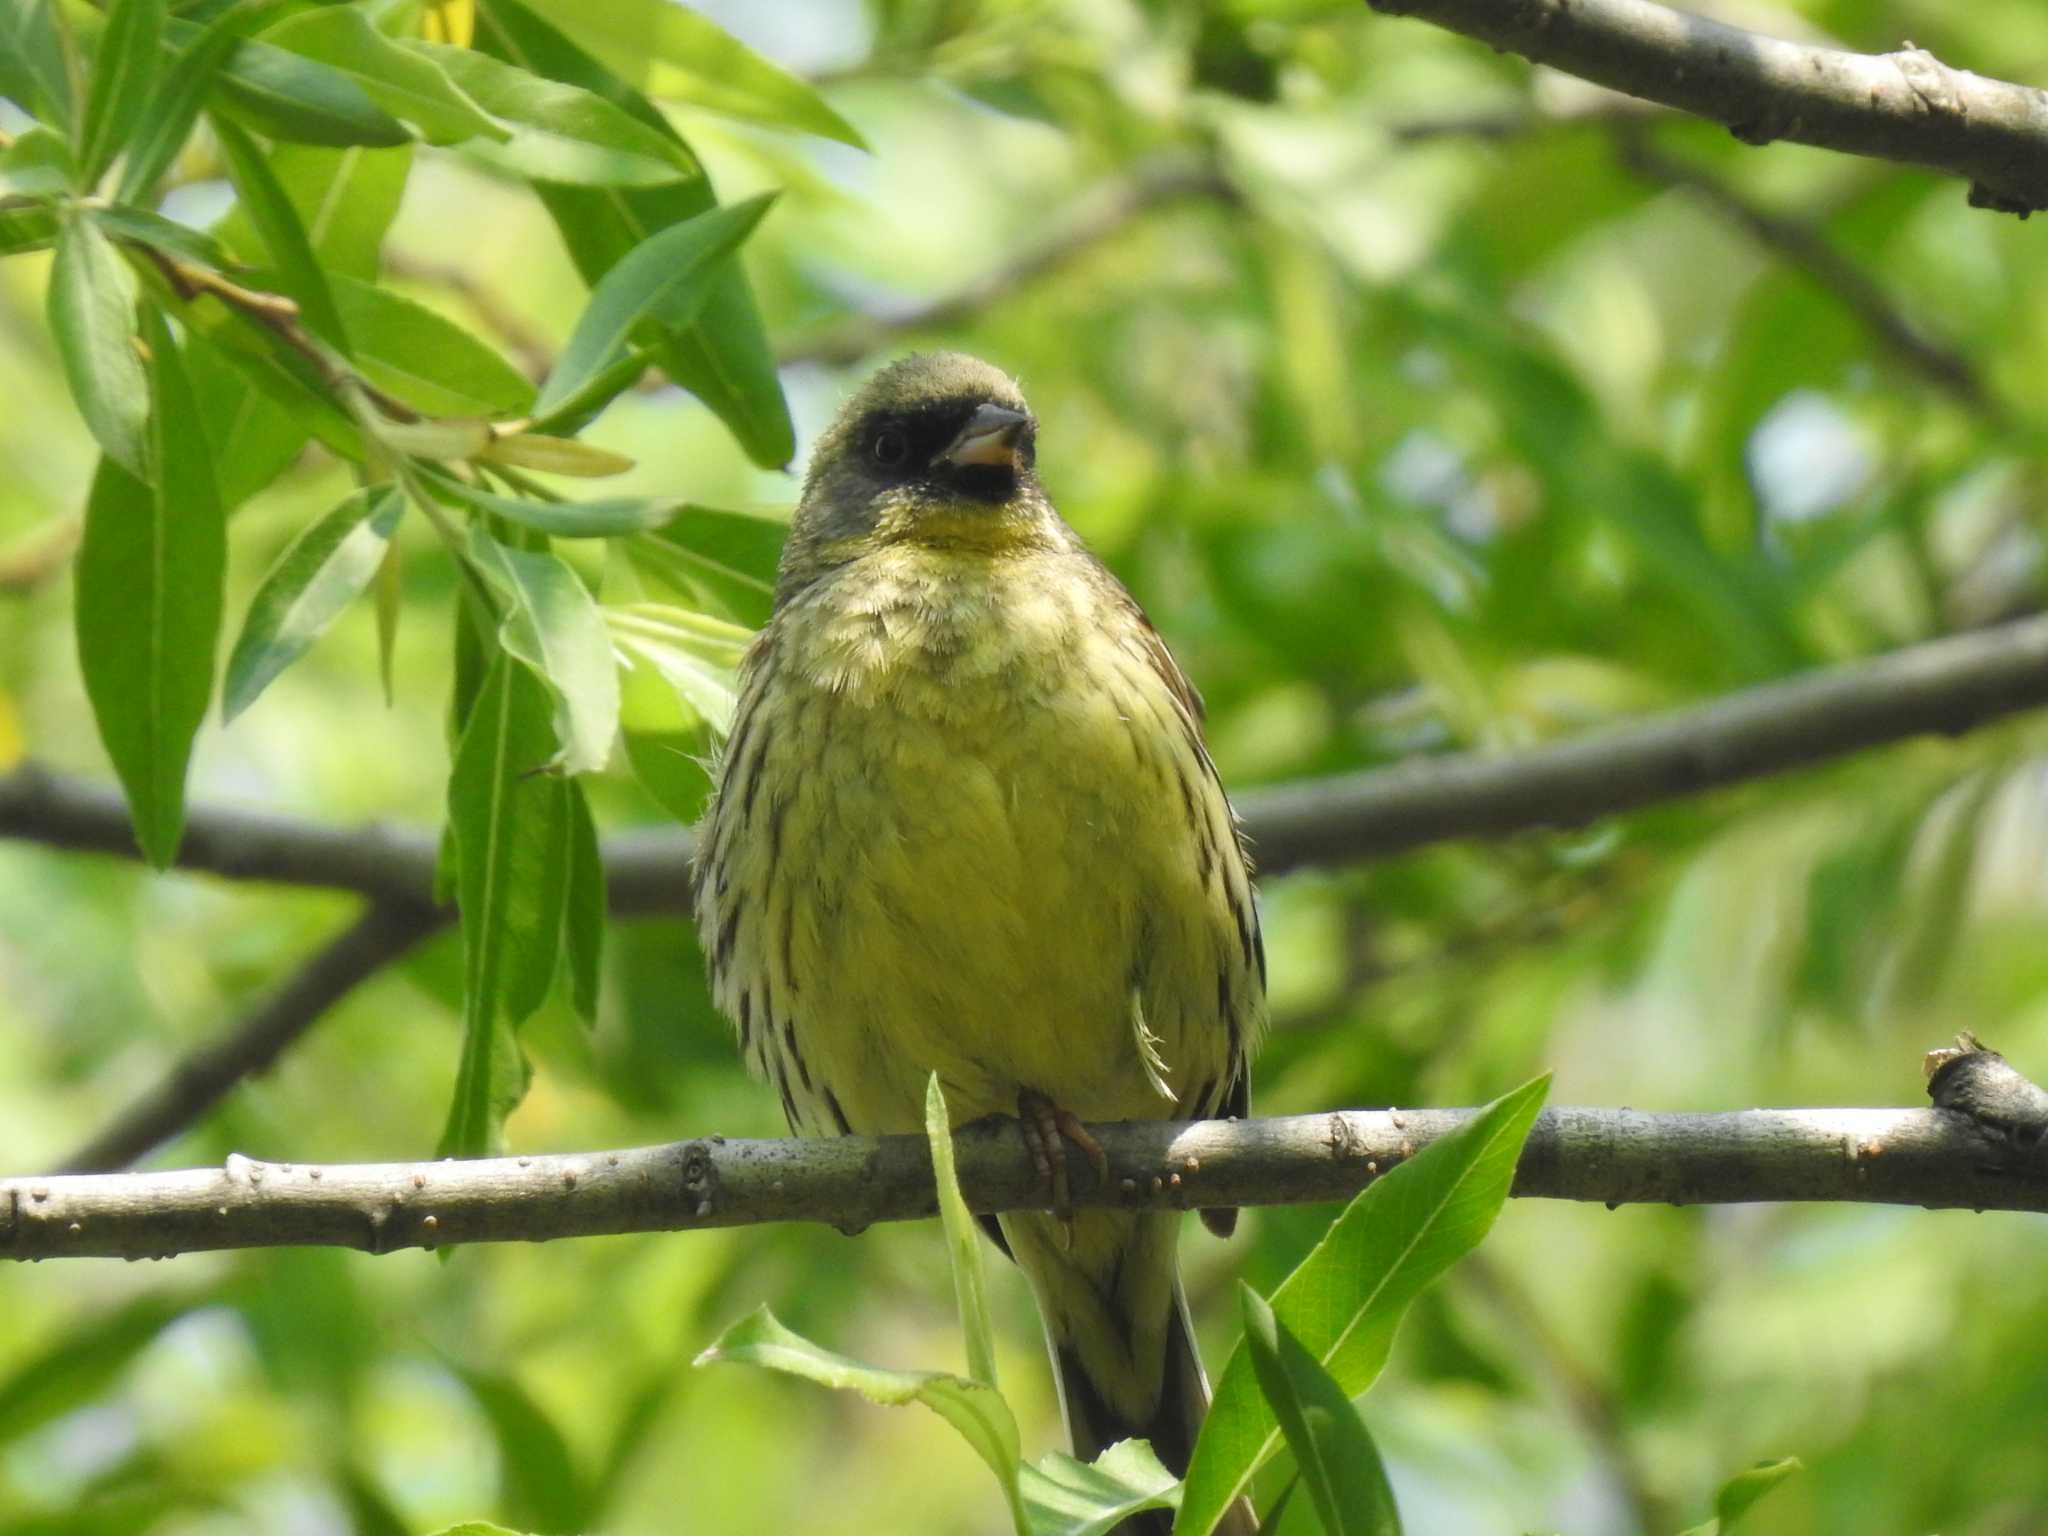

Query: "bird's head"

xmin=780 ymin=352 xmax=1053 ymax=599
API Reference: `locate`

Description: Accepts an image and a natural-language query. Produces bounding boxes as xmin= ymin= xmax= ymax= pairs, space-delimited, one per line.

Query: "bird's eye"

xmin=871 ymin=428 xmax=909 ymax=468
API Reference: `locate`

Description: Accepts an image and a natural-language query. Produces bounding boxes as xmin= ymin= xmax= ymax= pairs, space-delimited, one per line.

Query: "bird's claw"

xmin=1018 ymin=1090 xmax=1109 ymax=1221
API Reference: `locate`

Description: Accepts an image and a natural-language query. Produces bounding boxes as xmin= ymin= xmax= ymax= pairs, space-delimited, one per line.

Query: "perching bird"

xmin=695 ymin=353 xmax=1264 ymax=1530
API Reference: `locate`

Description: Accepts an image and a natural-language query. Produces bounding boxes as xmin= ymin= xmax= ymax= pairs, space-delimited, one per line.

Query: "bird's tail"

xmin=1044 ymin=1263 xmax=1258 ymax=1536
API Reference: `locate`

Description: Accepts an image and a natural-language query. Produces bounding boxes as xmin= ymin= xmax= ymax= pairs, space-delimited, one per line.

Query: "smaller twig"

xmin=54 ymin=901 xmax=447 ymax=1174
xmin=1615 ymin=129 xmax=1999 ymax=419
xmin=381 ymin=252 xmax=558 ymax=382
xmin=778 ymin=156 xmax=1240 ymax=368
xmin=0 ymin=519 xmax=81 ymax=594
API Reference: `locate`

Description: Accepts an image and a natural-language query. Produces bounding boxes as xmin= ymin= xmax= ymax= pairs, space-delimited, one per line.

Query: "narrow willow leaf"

xmin=420 ymin=0 xmax=473 ymax=46
xmin=617 ymin=645 xmax=711 ymax=825
xmin=210 ymin=112 xmax=349 ymax=352
xmin=374 ymin=538 xmax=401 ymax=703
xmin=116 ymin=0 xmax=260 ymax=201
xmin=423 ymin=1524 xmax=535 ymax=1536
xmin=1019 ymin=1441 xmax=1182 ymax=1536
xmin=1675 ymin=1458 xmax=1804 ymax=1536
xmin=92 ymin=203 xmax=229 ymax=268
xmin=605 ymin=603 xmax=744 ymax=736
xmin=75 ymin=316 xmax=225 ymax=869
xmin=926 ymin=1075 xmax=1000 ymax=1391
xmin=215 ymin=141 xmax=414 ymax=281
xmin=0 ymin=205 xmax=58 ymax=255
xmin=1239 ymin=1286 xmax=1400 ymax=1536
xmin=223 ymin=485 xmax=404 ymax=721
xmin=1176 ymin=1077 xmax=1551 ymax=1536
xmin=626 ymin=507 xmax=784 ymax=628
xmin=373 ymin=416 xmax=492 ymax=460
xmin=534 ymin=193 xmax=774 ymax=420
xmin=439 ymin=650 xmax=566 ymax=1158
xmin=695 ymin=1307 xmax=1024 ymax=1533
xmin=49 ymin=211 xmax=149 ymax=479
xmin=467 ymin=529 xmax=619 ymax=776
xmin=80 ymin=0 xmax=167 ymax=183
xmin=479 ymin=432 xmax=633 ymax=478
xmin=561 ymin=780 xmax=602 ymax=1024
xmin=0 ymin=125 xmax=79 ymax=198
xmin=455 ymin=1368 xmax=594 ymax=1532
xmin=411 ymin=39 xmax=695 ymax=187
xmin=444 ymin=480 xmax=678 ymax=538
xmin=474 ymin=0 xmax=792 ymax=468
xmin=184 ymin=327 xmax=308 ymax=510
xmin=331 ymin=274 xmax=536 ymax=418
xmin=191 ymin=21 xmax=411 ymax=148
xmin=0 ymin=0 xmax=79 ymax=130
xmin=522 ymin=0 xmax=864 ymax=148
xmin=261 ymin=5 xmax=504 ymax=146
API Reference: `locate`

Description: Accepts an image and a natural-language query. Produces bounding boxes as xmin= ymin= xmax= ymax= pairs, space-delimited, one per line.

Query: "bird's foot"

xmin=1017 ymin=1089 xmax=1109 ymax=1221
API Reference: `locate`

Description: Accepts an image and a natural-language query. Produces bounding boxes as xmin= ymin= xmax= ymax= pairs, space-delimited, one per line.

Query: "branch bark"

xmin=5 ymin=1098 xmax=2043 ymax=1262
xmin=7 ymin=615 xmax=2048 ymax=909
xmin=1365 ymin=0 xmax=2048 ymax=215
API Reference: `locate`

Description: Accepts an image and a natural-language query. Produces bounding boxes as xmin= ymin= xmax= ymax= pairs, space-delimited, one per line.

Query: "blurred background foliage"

xmin=4 ymin=0 xmax=2048 ymax=1532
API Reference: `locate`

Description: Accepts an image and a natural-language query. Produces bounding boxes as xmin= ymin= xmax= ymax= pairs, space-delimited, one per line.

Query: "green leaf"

xmin=48 ymin=210 xmax=149 ymax=479
xmin=0 ymin=125 xmax=79 ymax=198
xmin=183 ymin=325 xmax=312 ymax=509
xmin=0 ymin=204 xmax=59 ymax=255
xmin=561 ymin=779 xmax=603 ymax=1023
xmin=91 ymin=203 xmax=228 ymax=267
xmin=422 ymin=1526 xmax=535 ymax=1536
xmin=624 ymin=506 xmax=783 ymax=628
xmin=210 ymin=112 xmax=350 ymax=352
xmin=695 ymin=1307 xmax=1023 ymax=1532
xmin=222 ymin=485 xmax=405 ymax=721
xmin=604 ymin=602 xmax=743 ymax=736
xmin=443 ymin=480 xmax=679 ymax=538
xmin=332 ymin=274 xmax=535 ymax=418
xmin=0 ymin=1294 xmax=198 ymax=1446
xmin=474 ymin=0 xmax=792 ymax=468
xmin=617 ymin=642 xmax=712 ymax=824
xmin=438 ymin=649 xmax=567 ymax=1158
xmin=411 ymin=39 xmax=696 ymax=186
xmin=0 ymin=0 xmax=79 ymax=130
xmin=216 ymin=141 xmax=413 ymax=281
xmin=1675 ymin=1458 xmax=1804 ymax=1536
xmin=1238 ymin=1284 xmax=1400 ymax=1536
xmin=191 ymin=21 xmax=411 ymax=147
xmin=79 ymin=0 xmax=167 ymax=183
xmin=467 ymin=528 xmax=619 ymax=776
xmin=1020 ymin=1441 xmax=1183 ymax=1536
xmin=534 ymin=192 xmax=774 ymax=420
xmin=115 ymin=0 xmax=265 ymax=202
xmin=479 ymin=432 xmax=634 ymax=478
xmin=523 ymin=0 xmax=863 ymax=147
xmin=74 ymin=315 xmax=224 ymax=869
xmin=926 ymin=1075 xmax=1000 ymax=1390
xmin=260 ymin=5 xmax=503 ymax=145
xmin=1175 ymin=1077 xmax=1551 ymax=1536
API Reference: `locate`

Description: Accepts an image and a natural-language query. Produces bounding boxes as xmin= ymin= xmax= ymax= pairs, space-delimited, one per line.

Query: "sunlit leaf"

xmin=1020 ymin=1441 xmax=1183 ymax=1536
xmin=625 ymin=506 xmax=784 ymax=628
xmin=261 ymin=4 xmax=504 ymax=145
xmin=926 ymin=1075 xmax=1000 ymax=1390
xmin=116 ymin=0 xmax=260 ymax=201
xmin=695 ymin=1307 xmax=1023 ymax=1532
xmin=191 ymin=20 xmax=411 ymax=147
xmin=442 ymin=480 xmax=680 ymax=537
xmin=468 ymin=527 xmax=619 ymax=776
xmin=1176 ymin=1077 xmax=1550 ymax=1536
xmin=48 ymin=210 xmax=149 ymax=479
xmin=333 ymin=274 xmax=536 ymax=418
xmin=0 ymin=125 xmax=79 ymax=198
xmin=523 ymin=0 xmax=864 ymax=147
xmin=0 ymin=0 xmax=79 ymax=130
xmin=222 ymin=485 xmax=405 ymax=721
xmin=1675 ymin=1457 xmax=1803 ymax=1536
xmin=210 ymin=111 xmax=350 ymax=352
xmin=534 ymin=193 xmax=774 ymax=421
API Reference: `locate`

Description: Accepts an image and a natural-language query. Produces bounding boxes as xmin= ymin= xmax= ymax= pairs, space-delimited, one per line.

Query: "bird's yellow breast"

xmin=698 ymin=540 xmax=1259 ymax=1139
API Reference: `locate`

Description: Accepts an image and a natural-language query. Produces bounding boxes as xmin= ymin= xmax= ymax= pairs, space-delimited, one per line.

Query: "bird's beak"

xmin=939 ymin=404 xmax=1029 ymax=469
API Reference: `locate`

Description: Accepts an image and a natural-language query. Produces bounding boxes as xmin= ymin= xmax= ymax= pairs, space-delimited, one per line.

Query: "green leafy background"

xmin=4 ymin=0 xmax=2048 ymax=1532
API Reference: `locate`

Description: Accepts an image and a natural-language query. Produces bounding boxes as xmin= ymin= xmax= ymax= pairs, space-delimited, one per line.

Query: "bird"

xmin=695 ymin=352 xmax=1265 ymax=1532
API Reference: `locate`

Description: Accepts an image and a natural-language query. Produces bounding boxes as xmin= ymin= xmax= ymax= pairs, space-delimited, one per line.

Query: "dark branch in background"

xmin=776 ymin=157 xmax=1240 ymax=368
xmin=1364 ymin=0 xmax=2048 ymax=215
xmin=5 ymin=1038 xmax=2046 ymax=1260
xmin=53 ymin=902 xmax=446 ymax=1175
xmin=1614 ymin=130 xmax=1998 ymax=417
xmin=8 ymin=613 xmax=2048 ymax=905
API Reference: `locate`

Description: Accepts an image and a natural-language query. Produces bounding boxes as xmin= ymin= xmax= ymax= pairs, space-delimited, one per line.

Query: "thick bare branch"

xmin=8 ymin=613 xmax=2048 ymax=903
xmin=54 ymin=902 xmax=446 ymax=1175
xmin=4 ymin=1098 xmax=2043 ymax=1262
xmin=1365 ymin=0 xmax=2048 ymax=215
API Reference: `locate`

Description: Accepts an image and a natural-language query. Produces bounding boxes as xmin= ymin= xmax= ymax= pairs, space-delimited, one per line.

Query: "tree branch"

xmin=1364 ymin=0 xmax=2048 ymax=215
xmin=53 ymin=901 xmax=446 ymax=1175
xmin=8 ymin=613 xmax=2048 ymax=904
xmin=4 ymin=1096 xmax=2043 ymax=1261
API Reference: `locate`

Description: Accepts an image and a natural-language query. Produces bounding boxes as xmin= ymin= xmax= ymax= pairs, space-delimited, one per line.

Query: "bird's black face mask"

xmin=855 ymin=397 xmax=1037 ymax=505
